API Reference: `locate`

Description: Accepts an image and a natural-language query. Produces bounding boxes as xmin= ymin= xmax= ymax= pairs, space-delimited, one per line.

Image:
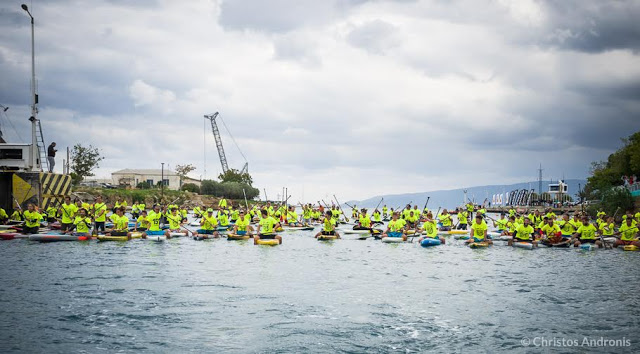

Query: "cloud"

xmin=129 ymin=79 xmax=176 ymax=113
xmin=0 ymin=0 xmax=639 ymax=203
xmin=346 ymin=19 xmax=402 ymax=55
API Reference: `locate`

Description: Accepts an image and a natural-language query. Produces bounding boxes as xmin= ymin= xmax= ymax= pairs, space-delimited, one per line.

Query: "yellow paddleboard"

xmin=256 ymin=239 xmax=279 ymax=246
xmin=228 ymin=234 xmax=251 ymax=240
xmin=469 ymin=242 xmax=490 ymax=248
xmin=623 ymin=245 xmax=639 ymax=251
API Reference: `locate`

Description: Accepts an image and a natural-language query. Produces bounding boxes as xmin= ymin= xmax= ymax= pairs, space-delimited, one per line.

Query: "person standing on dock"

xmin=47 ymin=142 xmax=57 ymax=173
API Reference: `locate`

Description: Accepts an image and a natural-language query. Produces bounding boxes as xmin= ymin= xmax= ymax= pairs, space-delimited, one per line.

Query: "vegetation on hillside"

xmin=583 ymin=131 xmax=639 ymax=216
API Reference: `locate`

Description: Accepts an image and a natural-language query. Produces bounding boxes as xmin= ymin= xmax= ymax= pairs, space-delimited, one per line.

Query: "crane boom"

xmin=204 ymin=112 xmax=229 ymax=174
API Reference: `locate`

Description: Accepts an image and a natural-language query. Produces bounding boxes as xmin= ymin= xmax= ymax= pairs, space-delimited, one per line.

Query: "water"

xmin=1 ymin=227 xmax=639 ymax=353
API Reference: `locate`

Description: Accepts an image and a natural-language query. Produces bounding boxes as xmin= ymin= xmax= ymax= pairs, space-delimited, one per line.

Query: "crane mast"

xmin=204 ymin=112 xmax=229 ymax=174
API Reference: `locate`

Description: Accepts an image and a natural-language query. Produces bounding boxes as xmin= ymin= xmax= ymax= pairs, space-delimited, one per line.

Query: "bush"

xmin=586 ymin=187 xmax=634 ymax=219
xmin=200 ymin=180 xmax=259 ymax=199
xmin=181 ymin=183 xmax=200 ymax=193
xmin=137 ymin=181 xmax=152 ymax=189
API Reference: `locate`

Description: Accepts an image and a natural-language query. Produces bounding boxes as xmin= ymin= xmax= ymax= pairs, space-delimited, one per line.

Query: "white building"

xmin=111 ymin=169 xmax=180 ymax=190
xmin=183 ymin=176 xmax=202 ymax=187
xmin=548 ymin=180 xmax=568 ymax=201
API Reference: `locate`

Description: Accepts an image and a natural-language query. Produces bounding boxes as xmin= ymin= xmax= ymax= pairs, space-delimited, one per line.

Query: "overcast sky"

xmin=1 ymin=0 xmax=639 ymax=202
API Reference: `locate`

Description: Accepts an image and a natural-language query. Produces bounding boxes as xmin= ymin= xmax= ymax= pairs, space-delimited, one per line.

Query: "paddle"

xmin=433 ymin=207 xmax=442 ymax=226
xmin=333 ymin=195 xmax=350 ymax=222
xmin=374 ymin=197 xmax=384 ymax=213
xmin=11 ymin=196 xmax=25 ymax=225
xmin=242 ymin=188 xmax=250 ymax=210
xmin=422 ymin=197 xmax=430 ymax=217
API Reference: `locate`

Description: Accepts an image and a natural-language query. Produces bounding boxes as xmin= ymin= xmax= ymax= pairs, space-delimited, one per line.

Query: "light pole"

xmin=161 ymin=162 xmax=165 ymax=202
xmin=21 ymin=4 xmax=39 ymax=171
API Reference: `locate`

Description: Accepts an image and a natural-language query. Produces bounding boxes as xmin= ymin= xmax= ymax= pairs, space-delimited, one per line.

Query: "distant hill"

xmin=345 ymin=179 xmax=587 ymax=210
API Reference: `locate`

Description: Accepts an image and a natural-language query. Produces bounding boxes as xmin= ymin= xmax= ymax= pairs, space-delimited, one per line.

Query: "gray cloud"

xmin=541 ymin=0 xmax=640 ymax=53
xmin=0 ymin=0 xmax=639 ymax=201
xmin=346 ymin=19 xmax=402 ymax=55
xmin=219 ymin=0 xmax=370 ymax=32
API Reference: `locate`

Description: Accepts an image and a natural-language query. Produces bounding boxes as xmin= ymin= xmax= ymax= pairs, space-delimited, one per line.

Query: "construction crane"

xmin=204 ymin=112 xmax=248 ymax=175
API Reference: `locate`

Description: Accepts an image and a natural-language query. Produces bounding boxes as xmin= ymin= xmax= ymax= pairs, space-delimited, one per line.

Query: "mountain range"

xmin=345 ymin=179 xmax=587 ymax=211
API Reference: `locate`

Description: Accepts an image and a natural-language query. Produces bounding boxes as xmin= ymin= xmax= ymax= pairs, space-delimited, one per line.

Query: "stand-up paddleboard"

xmin=453 ymin=234 xmax=470 ymax=240
xmin=514 ymin=242 xmax=535 ymax=250
xmin=580 ymin=243 xmax=597 ymax=251
xmin=446 ymin=230 xmax=468 ymax=235
xmin=420 ymin=238 xmax=441 ymax=247
xmin=381 ymin=237 xmax=404 ymax=243
xmin=97 ymin=235 xmax=129 ymax=242
xmin=317 ymin=235 xmax=337 ymax=241
xmin=193 ymin=234 xmax=217 ymax=241
xmin=623 ymin=245 xmax=639 ymax=251
xmin=146 ymin=234 xmax=166 ymax=242
xmin=343 ymin=229 xmax=370 ymax=235
xmin=256 ymin=239 xmax=279 ymax=246
xmin=0 ymin=233 xmax=20 ymax=240
xmin=169 ymin=232 xmax=186 ymax=238
xmin=227 ymin=234 xmax=251 ymax=240
xmin=29 ymin=234 xmax=90 ymax=242
xmin=283 ymin=226 xmax=315 ymax=232
xmin=97 ymin=232 xmax=143 ymax=242
xmin=469 ymin=242 xmax=490 ymax=249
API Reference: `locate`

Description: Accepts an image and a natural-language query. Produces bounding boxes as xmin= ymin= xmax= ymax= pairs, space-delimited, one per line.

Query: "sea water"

xmin=0 ymin=223 xmax=638 ymax=353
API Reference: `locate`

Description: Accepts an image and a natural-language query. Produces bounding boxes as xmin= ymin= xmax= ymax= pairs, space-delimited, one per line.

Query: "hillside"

xmin=346 ymin=179 xmax=586 ymax=210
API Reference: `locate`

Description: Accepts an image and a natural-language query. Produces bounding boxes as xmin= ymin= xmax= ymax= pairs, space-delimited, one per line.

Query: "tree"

xmin=175 ymin=164 xmax=196 ymax=187
xmin=218 ymin=169 xmax=253 ymax=186
xmin=181 ymin=183 xmax=200 ymax=193
xmin=70 ymin=144 xmax=104 ymax=184
xmin=200 ymin=179 xmax=259 ymax=199
xmin=585 ymin=131 xmax=640 ymax=199
xmin=587 ymin=188 xmax=634 ymax=218
xmin=200 ymin=180 xmax=222 ymax=196
xmin=137 ymin=181 xmax=152 ymax=189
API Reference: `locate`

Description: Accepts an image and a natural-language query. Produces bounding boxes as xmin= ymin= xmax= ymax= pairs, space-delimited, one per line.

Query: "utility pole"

xmin=161 ymin=162 xmax=165 ymax=202
xmin=21 ymin=4 xmax=39 ymax=171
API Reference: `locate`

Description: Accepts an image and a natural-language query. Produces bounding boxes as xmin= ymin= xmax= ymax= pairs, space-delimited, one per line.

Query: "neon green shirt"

xmin=201 ymin=215 xmax=218 ymax=231
xmin=541 ymin=224 xmax=561 ymax=236
xmin=422 ymin=220 xmax=438 ymax=238
xmin=93 ymin=203 xmax=107 ymax=222
xmin=619 ymin=223 xmax=639 ymax=241
xmin=23 ymin=210 xmax=42 ymax=228
xmin=235 ymin=218 xmax=249 ymax=231
xmin=147 ymin=211 xmax=163 ymax=231
xmin=576 ymin=224 xmax=597 ymax=240
xmin=165 ymin=212 xmax=182 ymax=230
xmin=259 ymin=216 xmax=278 ymax=234
xmin=73 ymin=216 xmax=92 ymax=233
xmin=323 ymin=217 xmax=336 ymax=232
xmin=60 ymin=203 xmax=77 ymax=224
xmin=439 ymin=214 xmax=452 ymax=227
xmin=599 ymin=222 xmax=615 ymax=236
xmin=458 ymin=211 xmax=468 ymax=225
xmin=471 ymin=221 xmax=487 ymax=239
xmin=515 ymin=224 xmax=534 ymax=241
xmin=111 ymin=214 xmax=129 ymax=231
